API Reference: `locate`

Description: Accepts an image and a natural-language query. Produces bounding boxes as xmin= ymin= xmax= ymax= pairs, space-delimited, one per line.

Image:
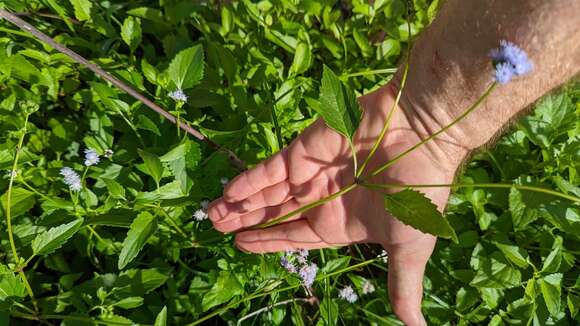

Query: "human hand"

xmin=208 ymin=83 xmax=467 ymax=325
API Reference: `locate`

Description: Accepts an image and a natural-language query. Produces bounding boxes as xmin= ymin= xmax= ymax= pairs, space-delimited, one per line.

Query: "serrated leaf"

xmin=0 ymin=265 xmax=26 ymax=301
xmin=494 ymin=242 xmax=530 ymax=269
xmin=384 ymin=189 xmax=457 ymax=240
xmin=69 ymin=0 xmax=92 ymax=21
xmin=32 ymin=219 xmax=83 ymax=256
xmin=121 ymin=16 xmax=142 ymax=52
xmin=541 ymin=236 xmax=563 ymax=274
xmin=202 ymin=271 xmax=243 ymax=311
xmin=540 ymin=273 xmax=562 ymax=317
xmin=138 ymin=149 xmax=164 ymax=187
xmin=154 ymin=306 xmax=167 ymax=326
xmin=118 ymin=212 xmax=158 ymax=269
xmin=316 ymin=65 xmax=362 ymax=141
xmin=102 ymin=178 xmax=126 ymax=200
xmin=168 ymin=45 xmax=204 ymax=90
xmin=1 ymin=187 xmax=36 ymax=218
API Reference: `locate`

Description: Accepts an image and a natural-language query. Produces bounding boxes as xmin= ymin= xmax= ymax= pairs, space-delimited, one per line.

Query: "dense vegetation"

xmin=0 ymin=0 xmax=578 ymax=325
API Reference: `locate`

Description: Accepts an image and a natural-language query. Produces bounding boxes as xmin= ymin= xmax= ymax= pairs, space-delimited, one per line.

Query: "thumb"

xmin=385 ymin=234 xmax=436 ymax=326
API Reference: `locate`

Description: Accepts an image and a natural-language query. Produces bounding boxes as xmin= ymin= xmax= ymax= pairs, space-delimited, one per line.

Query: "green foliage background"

xmin=0 ymin=0 xmax=578 ymax=325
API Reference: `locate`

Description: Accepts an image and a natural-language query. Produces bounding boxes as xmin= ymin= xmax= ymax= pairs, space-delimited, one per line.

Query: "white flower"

xmin=378 ymin=249 xmax=388 ymax=264
xmin=220 ymin=177 xmax=229 ymax=186
xmin=362 ymin=280 xmax=375 ymax=295
xmin=6 ymin=170 xmax=18 ymax=178
xmin=103 ymin=149 xmax=114 ymax=158
xmin=193 ymin=209 xmax=208 ymax=221
xmin=84 ymin=148 xmax=100 ymax=166
xmin=60 ymin=167 xmax=82 ymax=191
xmin=168 ymin=89 xmax=188 ymax=102
xmin=338 ymin=285 xmax=358 ymax=303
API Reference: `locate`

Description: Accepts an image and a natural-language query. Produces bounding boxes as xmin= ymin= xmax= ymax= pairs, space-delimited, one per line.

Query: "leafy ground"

xmin=0 ymin=0 xmax=579 ymax=325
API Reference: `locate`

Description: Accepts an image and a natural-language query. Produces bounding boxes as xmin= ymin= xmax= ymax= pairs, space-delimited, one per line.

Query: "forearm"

xmin=395 ymin=0 xmax=580 ymax=163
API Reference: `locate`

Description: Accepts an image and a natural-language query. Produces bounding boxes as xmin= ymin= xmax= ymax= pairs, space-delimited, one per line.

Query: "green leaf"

xmin=102 ymin=178 xmax=126 ymax=200
xmin=69 ymin=0 xmax=92 ymax=21
xmin=202 ymin=271 xmax=243 ymax=311
xmin=290 ymin=41 xmax=311 ymax=75
xmin=112 ymin=296 xmax=144 ymax=309
xmin=154 ymin=306 xmax=167 ymax=326
xmin=316 ymin=65 xmax=362 ymax=141
xmin=1 ymin=187 xmax=36 ymax=218
xmin=318 ymin=297 xmax=338 ymax=326
xmin=168 ymin=45 xmax=204 ymax=90
xmin=494 ymin=242 xmax=530 ymax=269
xmin=384 ymin=189 xmax=457 ymax=241
xmin=32 ymin=219 xmax=83 ymax=256
xmin=0 ymin=265 xmax=26 ymax=302
xmin=470 ymin=252 xmax=522 ymax=289
xmin=121 ymin=16 xmax=142 ymax=52
xmin=118 ymin=212 xmax=158 ymax=270
xmin=137 ymin=149 xmax=164 ymax=187
xmin=539 ymin=273 xmax=562 ymax=317
xmin=541 ymin=236 xmax=563 ymax=274
xmin=568 ymin=292 xmax=580 ymax=318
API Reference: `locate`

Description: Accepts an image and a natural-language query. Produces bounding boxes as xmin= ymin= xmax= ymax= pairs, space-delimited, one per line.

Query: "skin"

xmin=209 ymin=0 xmax=579 ymax=324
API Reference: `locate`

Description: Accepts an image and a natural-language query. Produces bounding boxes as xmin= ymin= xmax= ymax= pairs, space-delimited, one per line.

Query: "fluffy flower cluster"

xmin=84 ymin=148 xmax=100 ymax=166
xmin=338 ymin=285 xmax=358 ymax=303
xmin=169 ymin=89 xmax=188 ymax=102
xmin=60 ymin=167 xmax=82 ymax=191
xmin=361 ymin=280 xmax=375 ymax=295
xmin=490 ymin=40 xmax=533 ymax=84
xmin=103 ymin=149 xmax=114 ymax=159
xmin=378 ymin=249 xmax=388 ymax=264
xmin=280 ymin=249 xmax=317 ymax=287
xmin=193 ymin=200 xmax=210 ymax=221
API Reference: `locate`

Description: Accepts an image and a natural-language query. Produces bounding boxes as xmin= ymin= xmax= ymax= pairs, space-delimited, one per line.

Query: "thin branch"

xmin=237 ymin=297 xmax=315 ymax=325
xmin=0 ymin=9 xmax=245 ymax=171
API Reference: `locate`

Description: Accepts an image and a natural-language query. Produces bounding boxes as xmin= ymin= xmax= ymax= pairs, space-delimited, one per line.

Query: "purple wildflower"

xmin=168 ymin=89 xmax=188 ymax=102
xmin=84 ymin=148 xmax=100 ymax=166
xmin=296 ymin=249 xmax=309 ymax=264
xmin=338 ymin=285 xmax=358 ymax=303
xmin=60 ymin=167 xmax=82 ymax=191
xmin=490 ymin=40 xmax=533 ymax=84
xmin=299 ymin=263 xmax=318 ymax=287
xmin=280 ymin=256 xmax=297 ymax=273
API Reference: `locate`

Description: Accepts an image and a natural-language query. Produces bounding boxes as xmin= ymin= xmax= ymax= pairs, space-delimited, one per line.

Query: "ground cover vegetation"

xmin=0 ymin=0 xmax=579 ymax=325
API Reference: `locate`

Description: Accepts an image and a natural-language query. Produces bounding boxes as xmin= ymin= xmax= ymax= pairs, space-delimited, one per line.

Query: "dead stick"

xmin=0 ymin=9 xmax=246 ymax=171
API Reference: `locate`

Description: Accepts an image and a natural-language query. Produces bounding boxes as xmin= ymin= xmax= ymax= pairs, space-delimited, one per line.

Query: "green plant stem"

xmin=255 ymin=183 xmax=358 ymax=229
xmin=5 ymin=114 xmax=38 ymax=312
xmin=367 ymin=82 xmax=498 ymax=178
xmin=362 ymin=182 xmax=580 ymax=203
xmin=11 ymin=311 xmax=143 ymax=326
xmin=190 ymin=257 xmax=379 ymax=326
xmin=356 ymin=56 xmax=410 ymax=178
xmin=341 ymin=68 xmax=398 ymax=79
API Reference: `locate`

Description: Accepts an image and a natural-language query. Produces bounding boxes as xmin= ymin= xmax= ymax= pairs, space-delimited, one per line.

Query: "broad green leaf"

xmin=121 ymin=17 xmax=142 ymax=52
xmin=320 ymin=257 xmax=350 ymax=274
xmin=69 ymin=0 xmax=92 ymax=21
xmin=319 ymin=297 xmax=338 ymax=326
xmin=202 ymin=271 xmax=243 ymax=311
xmin=568 ymin=292 xmax=580 ymax=318
xmin=112 ymin=296 xmax=144 ymax=309
xmin=127 ymin=7 xmax=165 ymax=24
xmin=102 ymin=178 xmax=126 ymax=200
xmin=470 ymin=252 xmax=522 ymax=289
xmin=509 ymin=187 xmax=537 ymax=231
xmin=541 ymin=236 xmax=563 ymax=274
xmin=316 ymin=65 xmax=362 ymax=141
xmin=118 ymin=212 xmax=158 ymax=269
xmin=384 ymin=189 xmax=457 ymax=241
xmin=32 ymin=219 xmax=83 ymax=256
xmin=290 ymin=41 xmax=311 ymax=75
xmin=1 ymin=187 xmax=36 ymax=218
xmin=540 ymin=273 xmax=562 ymax=317
xmin=168 ymin=45 xmax=204 ymax=90
xmin=494 ymin=242 xmax=530 ymax=269
xmin=138 ymin=149 xmax=164 ymax=187
xmin=154 ymin=306 xmax=167 ymax=326
xmin=0 ymin=265 xmax=26 ymax=301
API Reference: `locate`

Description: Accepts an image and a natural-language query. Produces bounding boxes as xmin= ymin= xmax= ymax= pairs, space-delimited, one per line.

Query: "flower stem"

xmin=367 ymin=82 xmax=498 ymax=178
xmin=254 ymin=183 xmax=358 ymax=229
xmin=362 ymin=182 xmax=580 ymax=203
xmin=341 ymin=68 xmax=398 ymax=79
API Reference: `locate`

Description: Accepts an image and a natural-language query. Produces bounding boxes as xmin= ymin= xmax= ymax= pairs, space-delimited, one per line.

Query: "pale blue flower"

xmin=494 ymin=62 xmax=515 ymax=84
xmin=169 ymin=89 xmax=188 ymax=102
xmin=280 ymin=256 xmax=297 ymax=273
xmin=60 ymin=167 xmax=82 ymax=191
xmin=299 ymin=263 xmax=318 ymax=287
xmin=339 ymin=285 xmax=358 ymax=303
xmin=490 ymin=40 xmax=533 ymax=84
xmin=84 ymin=148 xmax=100 ymax=166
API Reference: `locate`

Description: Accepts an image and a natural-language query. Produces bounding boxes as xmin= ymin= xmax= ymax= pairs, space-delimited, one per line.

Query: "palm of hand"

xmin=209 ymin=85 xmax=459 ymax=325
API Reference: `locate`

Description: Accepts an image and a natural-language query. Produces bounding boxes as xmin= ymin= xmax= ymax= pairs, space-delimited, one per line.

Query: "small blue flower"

xmin=338 ymin=285 xmax=358 ymax=303
xmin=84 ymin=148 xmax=100 ymax=166
xmin=280 ymin=256 xmax=297 ymax=273
xmin=168 ymin=89 xmax=188 ymax=102
xmin=60 ymin=167 xmax=82 ymax=191
xmin=490 ymin=40 xmax=533 ymax=84
xmin=299 ymin=263 xmax=318 ymax=287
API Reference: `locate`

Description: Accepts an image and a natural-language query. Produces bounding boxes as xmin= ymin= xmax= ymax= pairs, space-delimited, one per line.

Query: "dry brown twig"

xmin=0 ymin=9 xmax=246 ymax=171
